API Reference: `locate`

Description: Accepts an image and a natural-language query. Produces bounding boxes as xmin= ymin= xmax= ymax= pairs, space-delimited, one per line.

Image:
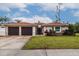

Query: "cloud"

xmin=12 ymin=15 xmax=52 ymax=23
xmin=36 ymin=3 xmax=79 ymax=11
xmin=73 ymin=11 xmax=79 ymax=17
xmin=37 ymin=3 xmax=58 ymax=11
xmin=20 ymin=8 xmax=30 ymax=13
xmin=61 ymin=3 xmax=79 ymax=10
xmin=12 ymin=12 xmax=22 ymax=17
xmin=33 ymin=15 xmax=52 ymax=23
xmin=1 ymin=3 xmax=79 ymax=12
xmin=0 ymin=3 xmax=29 ymax=12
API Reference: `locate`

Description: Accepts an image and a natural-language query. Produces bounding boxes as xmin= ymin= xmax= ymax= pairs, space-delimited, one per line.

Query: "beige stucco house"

xmin=0 ymin=21 xmax=69 ymax=36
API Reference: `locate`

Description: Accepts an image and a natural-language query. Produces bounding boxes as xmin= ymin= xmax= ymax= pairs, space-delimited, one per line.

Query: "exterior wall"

xmin=19 ymin=26 xmax=21 ymax=36
xmin=46 ymin=27 xmax=52 ymax=32
xmin=43 ymin=26 xmax=53 ymax=35
xmin=0 ymin=26 xmax=6 ymax=36
xmin=45 ymin=26 xmax=68 ymax=33
xmin=43 ymin=27 xmax=47 ymax=35
xmin=43 ymin=27 xmax=46 ymax=35
xmin=32 ymin=26 xmax=36 ymax=36
xmin=5 ymin=27 xmax=8 ymax=36
xmin=61 ymin=26 xmax=68 ymax=31
xmin=1 ymin=25 xmax=68 ymax=36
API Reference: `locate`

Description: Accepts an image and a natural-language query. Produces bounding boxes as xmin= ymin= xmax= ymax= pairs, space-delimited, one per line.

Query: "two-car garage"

xmin=8 ymin=27 xmax=32 ymax=36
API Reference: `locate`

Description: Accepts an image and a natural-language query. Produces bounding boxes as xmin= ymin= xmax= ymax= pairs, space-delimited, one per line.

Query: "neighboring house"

xmin=0 ymin=21 xmax=69 ymax=36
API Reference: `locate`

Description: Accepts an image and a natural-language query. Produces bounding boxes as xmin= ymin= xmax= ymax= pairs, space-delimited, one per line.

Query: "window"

xmin=55 ymin=27 xmax=60 ymax=32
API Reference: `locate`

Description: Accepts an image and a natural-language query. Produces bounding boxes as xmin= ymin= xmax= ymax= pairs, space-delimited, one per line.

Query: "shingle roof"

xmin=46 ymin=21 xmax=68 ymax=26
xmin=5 ymin=22 xmax=34 ymax=27
xmin=5 ymin=21 xmax=68 ymax=27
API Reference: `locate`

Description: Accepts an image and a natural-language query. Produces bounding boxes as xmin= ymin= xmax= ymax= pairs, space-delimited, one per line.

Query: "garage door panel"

xmin=8 ymin=27 xmax=19 ymax=35
xmin=21 ymin=27 xmax=32 ymax=35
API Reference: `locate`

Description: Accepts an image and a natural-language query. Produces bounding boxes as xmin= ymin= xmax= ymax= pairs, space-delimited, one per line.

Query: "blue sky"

xmin=0 ymin=3 xmax=79 ymax=23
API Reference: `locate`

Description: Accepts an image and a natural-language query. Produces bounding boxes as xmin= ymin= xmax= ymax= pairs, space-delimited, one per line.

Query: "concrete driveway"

xmin=0 ymin=36 xmax=31 ymax=49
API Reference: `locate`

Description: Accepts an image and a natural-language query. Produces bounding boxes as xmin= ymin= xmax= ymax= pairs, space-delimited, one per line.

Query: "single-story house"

xmin=0 ymin=21 xmax=69 ymax=36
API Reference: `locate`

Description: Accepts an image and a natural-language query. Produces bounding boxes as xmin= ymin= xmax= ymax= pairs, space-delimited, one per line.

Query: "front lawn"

xmin=22 ymin=35 xmax=79 ymax=49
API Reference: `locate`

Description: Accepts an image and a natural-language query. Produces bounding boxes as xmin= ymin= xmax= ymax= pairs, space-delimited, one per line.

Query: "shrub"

xmin=63 ymin=29 xmax=75 ymax=36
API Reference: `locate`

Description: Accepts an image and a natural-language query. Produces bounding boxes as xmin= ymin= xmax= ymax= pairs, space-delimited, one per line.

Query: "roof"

xmin=5 ymin=22 xmax=34 ymax=27
xmin=33 ymin=21 xmax=46 ymax=26
xmin=46 ymin=21 xmax=68 ymax=26
xmin=5 ymin=21 xmax=68 ymax=27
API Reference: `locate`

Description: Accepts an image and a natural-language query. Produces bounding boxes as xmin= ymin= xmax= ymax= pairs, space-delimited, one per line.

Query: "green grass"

xmin=22 ymin=35 xmax=79 ymax=49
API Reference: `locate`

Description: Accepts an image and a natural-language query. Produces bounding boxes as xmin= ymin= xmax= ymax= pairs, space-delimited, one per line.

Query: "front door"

xmin=36 ymin=27 xmax=42 ymax=35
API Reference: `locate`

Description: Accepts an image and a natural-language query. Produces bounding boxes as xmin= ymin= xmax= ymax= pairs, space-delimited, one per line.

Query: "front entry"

xmin=36 ymin=27 xmax=42 ymax=35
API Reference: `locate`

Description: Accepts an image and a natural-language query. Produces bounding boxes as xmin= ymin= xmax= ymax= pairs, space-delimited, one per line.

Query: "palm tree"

xmin=0 ymin=16 xmax=10 ymax=24
xmin=0 ymin=17 xmax=3 ymax=24
xmin=15 ymin=19 xmax=21 ymax=23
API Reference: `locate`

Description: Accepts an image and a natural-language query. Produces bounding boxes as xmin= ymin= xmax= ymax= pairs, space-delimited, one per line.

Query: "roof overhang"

xmin=4 ymin=22 xmax=69 ymax=27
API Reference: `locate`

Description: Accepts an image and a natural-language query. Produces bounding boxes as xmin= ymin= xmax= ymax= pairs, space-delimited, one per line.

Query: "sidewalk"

xmin=0 ymin=49 xmax=79 ymax=56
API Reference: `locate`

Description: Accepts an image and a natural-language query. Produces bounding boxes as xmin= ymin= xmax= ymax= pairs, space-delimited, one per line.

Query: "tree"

xmin=68 ymin=24 xmax=75 ymax=31
xmin=74 ymin=22 xmax=79 ymax=33
xmin=63 ymin=24 xmax=75 ymax=35
xmin=0 ymin=16 xmax=10 ymax=24
xmin=68 ymin=22 xmax=79 ymax=33
xmin=15 ymin=19 xmax=21 ymax=23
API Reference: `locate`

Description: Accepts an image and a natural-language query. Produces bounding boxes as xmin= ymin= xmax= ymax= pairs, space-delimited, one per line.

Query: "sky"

xmin=0 ymin=3 xmax=79 ymax=23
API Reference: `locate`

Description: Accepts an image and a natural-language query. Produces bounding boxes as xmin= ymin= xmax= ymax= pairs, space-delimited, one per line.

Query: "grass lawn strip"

xmin=22 ymin=36 xmax=79 ymax=49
